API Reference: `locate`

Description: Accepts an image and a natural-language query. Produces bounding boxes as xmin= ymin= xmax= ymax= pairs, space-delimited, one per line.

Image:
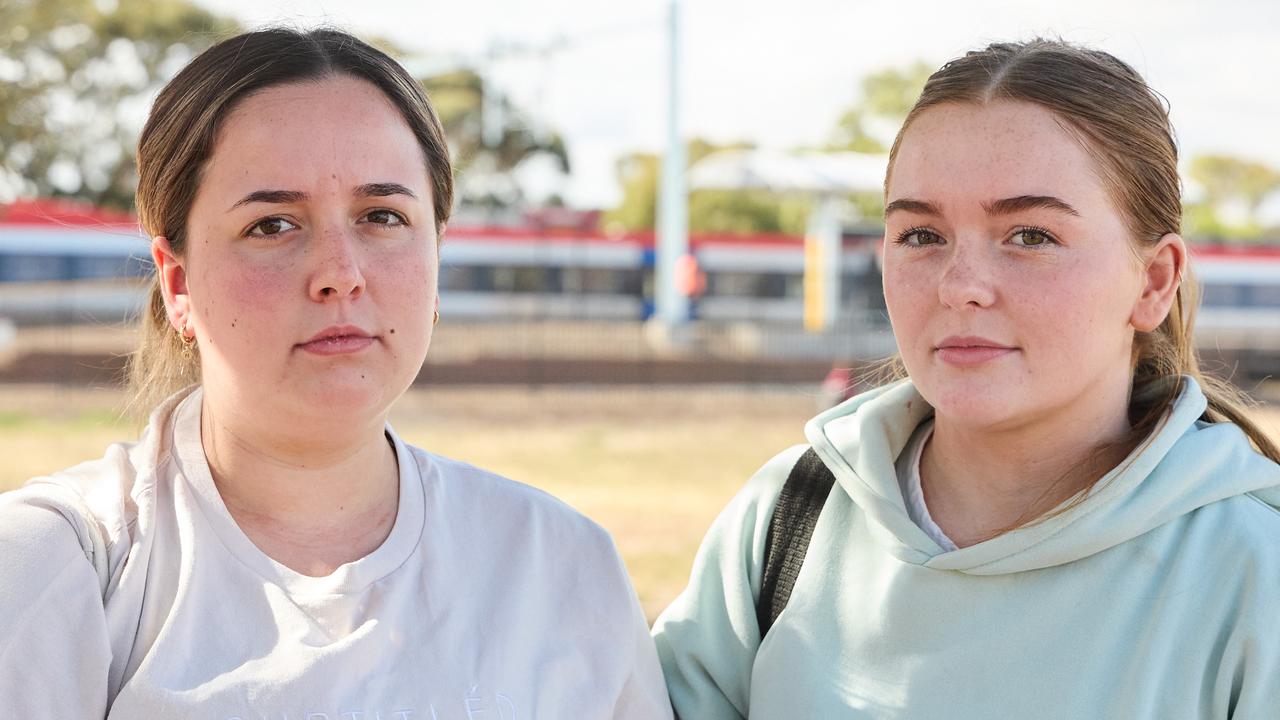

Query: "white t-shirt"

xmin=0 ymin=388 xmax=672 ymax=719
xmin=894 ymin=419 xmax=958 ymax=552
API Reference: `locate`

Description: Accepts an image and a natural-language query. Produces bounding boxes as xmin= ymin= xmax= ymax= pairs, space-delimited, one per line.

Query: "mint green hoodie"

xmin=653 ymin=378 xmax=1280 ymax=719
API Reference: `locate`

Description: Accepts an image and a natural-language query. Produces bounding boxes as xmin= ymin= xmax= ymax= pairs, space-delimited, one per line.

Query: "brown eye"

xmin=1011 ymin=229 xmax=1055 ymax=247
xmin=363 ymin=209 xmax=407 ymax=226
xmin=897 ymin=228 xmax=944 ymax=246
xmin=247 ymin=217 xmax=298 ymax=237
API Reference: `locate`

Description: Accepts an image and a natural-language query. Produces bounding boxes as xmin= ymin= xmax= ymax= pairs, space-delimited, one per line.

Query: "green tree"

xmin=422 ymin=68 xmax=569 ymax=174
xmin=604 ymin=152 xmax=659 ymax=231
xmin=422 ymin=68 xmax=568 ymax=208
xmin=604 ymin=139 xmax=805 ymax=235
xmin=606 ymin=61 xmax=929 ymax=235
xmin=828 ymin=61 xmax=932 ymax=153
xmin=1185 ymin=154 xmax=1280 ymax=240
xmin=0 ymin=0 xmax=239 ymax=208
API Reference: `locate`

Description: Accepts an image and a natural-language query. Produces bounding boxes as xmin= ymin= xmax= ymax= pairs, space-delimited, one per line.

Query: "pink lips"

xmin=935 ymin=335 xmax=1017 ymax=366
xmin=297 ymin=325 xmax=377 ymax=356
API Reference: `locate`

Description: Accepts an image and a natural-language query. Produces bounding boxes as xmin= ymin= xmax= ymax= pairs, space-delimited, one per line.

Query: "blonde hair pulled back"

xmin=884 ymin=39 xmax=1279 ymax=477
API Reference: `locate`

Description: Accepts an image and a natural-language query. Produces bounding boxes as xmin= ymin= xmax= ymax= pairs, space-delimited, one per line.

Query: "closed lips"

xmin=296 ymin=326 xmax=377 ymax=355
xmin=300 ymin=325 xmax=375 ymax=345
xmin=936 ymin=336 xmax=1013 ymax=350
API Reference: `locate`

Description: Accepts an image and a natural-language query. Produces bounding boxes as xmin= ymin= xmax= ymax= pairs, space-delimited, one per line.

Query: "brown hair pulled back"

xmin=884 ymin=39 xmax=1279 ymax=511
xmin=127 ymin=27 xmax=453 ymax=415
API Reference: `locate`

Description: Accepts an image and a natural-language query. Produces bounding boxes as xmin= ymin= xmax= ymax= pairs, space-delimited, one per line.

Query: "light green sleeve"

xmin=651 ymin=445 xmax=806 ymax=720
xmin=1220 ymin=561 xmax=1280 ymax=719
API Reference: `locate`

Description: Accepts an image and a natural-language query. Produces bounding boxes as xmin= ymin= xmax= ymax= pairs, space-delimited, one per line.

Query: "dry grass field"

xmin=4 ymin=382 xmax=1280 ymax=620
xmin=0 ymin=383 xmax=820 ymax=619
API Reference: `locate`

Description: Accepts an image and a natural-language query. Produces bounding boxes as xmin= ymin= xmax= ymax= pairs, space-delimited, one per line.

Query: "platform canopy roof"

xmin=687 ymin=150 xmax=889 ymax=195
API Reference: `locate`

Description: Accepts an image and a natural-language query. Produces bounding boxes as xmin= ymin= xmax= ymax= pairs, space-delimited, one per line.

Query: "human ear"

xmin=1130 ymin=233 xmax=1187 ymax=333
xmin=151 ymin=236 xmax=193 ymax=334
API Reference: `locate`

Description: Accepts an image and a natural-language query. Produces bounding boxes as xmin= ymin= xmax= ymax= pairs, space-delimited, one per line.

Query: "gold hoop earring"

xmin=179 ymin=325 xmax=197 ymax=366
xmin=433 ymin=309 xmax=440 ymax=326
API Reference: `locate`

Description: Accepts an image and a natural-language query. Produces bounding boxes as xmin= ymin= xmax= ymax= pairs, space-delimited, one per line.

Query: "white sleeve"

xmin=611 ymin=579 xmax=675 ymax=720
xmin=0 ymin=494 xmax=112 ymax=718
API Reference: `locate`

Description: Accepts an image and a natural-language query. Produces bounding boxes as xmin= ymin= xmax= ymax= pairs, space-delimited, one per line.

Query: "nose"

xmin=937 ymin=241 xmax=996 ymax=310
xmin=308 ymin=226 xmax=366 ymax=302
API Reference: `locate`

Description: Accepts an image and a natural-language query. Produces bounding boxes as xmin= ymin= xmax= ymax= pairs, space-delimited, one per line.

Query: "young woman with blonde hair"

xmin=0 ymin=28 xmax=670 ymax=718
xmin=654 ymin=39 xmax=1280 ymax=718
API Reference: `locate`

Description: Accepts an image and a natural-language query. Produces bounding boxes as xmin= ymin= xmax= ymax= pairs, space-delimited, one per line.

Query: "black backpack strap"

xmin=755 ymin=446 xmax=836 ymax=639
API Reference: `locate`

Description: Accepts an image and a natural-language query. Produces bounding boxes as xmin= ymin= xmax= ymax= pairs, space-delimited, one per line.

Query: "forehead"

xmin=203 ymin=75 xmax=429 ymax=192
xmin=887 ymin=100 xmax=1108 ymax=208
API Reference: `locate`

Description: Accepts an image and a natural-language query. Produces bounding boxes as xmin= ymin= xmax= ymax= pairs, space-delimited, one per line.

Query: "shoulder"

xmin=0 ymin=487 xmax=100 ymax=575
xmin=1172 ymin=484 xmax=1280 ymax=614
xmin=405 ymin=446 xmax=645 ymax=626
xmin=0 ymin=479 xmax=114 ymax=656
xmin=5 ymin=441 xmax=146 ymax=554
xmin=722 ymin=443 xmax=812 ymax=530
xmin=1178 ymin=491 xmax=1280 ymax=697
xmin=1200 ymin=491 xmax=1280 ymax=564
xmin=677 ymin=443 xmax=813 ymax=591
xmin=0 ymin=418 xmax=172 ymax=616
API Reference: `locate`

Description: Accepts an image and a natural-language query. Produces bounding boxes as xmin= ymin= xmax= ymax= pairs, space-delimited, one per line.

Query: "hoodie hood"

xmin=805 ymin=377 xmax=1280 ymax=575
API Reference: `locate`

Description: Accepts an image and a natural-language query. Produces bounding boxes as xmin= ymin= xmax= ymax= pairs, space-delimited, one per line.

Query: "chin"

xmin=294 ymin=370 xmax=404 ymax=416
xmin=913 ymin=374 xmax=1031 ymax=429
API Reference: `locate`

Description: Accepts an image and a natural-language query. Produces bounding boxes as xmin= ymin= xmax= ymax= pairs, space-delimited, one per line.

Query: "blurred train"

xmin=2 ymin=199 xmax=1279 ymax=374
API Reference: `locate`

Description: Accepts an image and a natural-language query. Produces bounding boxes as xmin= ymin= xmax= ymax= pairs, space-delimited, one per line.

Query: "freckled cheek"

xmin=1011 ymin=275 xmax=1106 ymax=361
xmin=194 ymin=262 xmax=294 ymax=343
xmin=883 ymin=264 xmax=935 ymax=346
xmin=367 ymin=249 xmax=437 ymax=341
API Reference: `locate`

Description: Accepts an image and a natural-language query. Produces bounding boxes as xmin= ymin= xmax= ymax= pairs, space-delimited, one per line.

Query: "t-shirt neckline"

xmin=171 ymin=387 xmax=426 ymax=595
xmin=898 ymin=419 xmax=959 ymax=552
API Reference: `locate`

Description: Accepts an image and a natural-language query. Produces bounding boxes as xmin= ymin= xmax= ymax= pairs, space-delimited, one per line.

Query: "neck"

xmin=199 ymin=390 xmax=400 ymax=576
xmin=920 ymin=381 xmax=1134 ymax=548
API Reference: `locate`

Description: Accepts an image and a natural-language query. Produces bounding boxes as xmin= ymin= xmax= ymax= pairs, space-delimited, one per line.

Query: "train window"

xmin=707 ymin=272 xmax=751 ymax=297
xmin=581 ymin=268 xmax=642 ymax=294
xmin=490 ymin=267 xmax=549 ymax=293
xmin=841 ymin=270 xmax=887 ymax=310
xmin=619 ymin=268 xmax=645 ymax=295
xmin=1200 ymin=283 xmax=1243 ymax=308
xmin=544 ymin=267 xmax=565 ymax=293
xmin=707 ymin=271 xmax=797 ymax=298
xmin=440 ymin=264 xmax=643 ymax=295
xmin=439 ymin=265 xmax=491 ymax=292
xmin=71 ymin=256 xmax=134 ymax=280
xmin=1246 ymin=284 xmax=1280 ymax=308
xmin=123 ymin=255 xmax=152 ymax=278
xmin=0 ymin=255 xmax=67 ymax=282
xmin=782 ymin=274 xmax=804 ymax=299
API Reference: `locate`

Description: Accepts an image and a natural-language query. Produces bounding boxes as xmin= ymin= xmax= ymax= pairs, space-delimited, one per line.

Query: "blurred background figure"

xmin=2 ymin=0 xmax=1279 ymax=620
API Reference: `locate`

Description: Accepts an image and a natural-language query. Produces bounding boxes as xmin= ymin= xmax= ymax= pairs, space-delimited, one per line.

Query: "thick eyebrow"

xmin=230 ymin=189 xmax=308 ymax=210
xmin=884 ymin=198 xmax=941 ymax=217
xmin=884 ymin=195 xmax=1080 ymax=219
xmin=356 ymin=182 xmax=417 ymax=200
xmin=229 ymin=183 xmax=417 ymax=211
xmin=982 ymin=195 xmax=1080 ymax=217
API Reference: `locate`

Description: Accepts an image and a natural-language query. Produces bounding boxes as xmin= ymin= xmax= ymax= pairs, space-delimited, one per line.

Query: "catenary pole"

xmin=656 ymin=0 xmax=689 ymax=326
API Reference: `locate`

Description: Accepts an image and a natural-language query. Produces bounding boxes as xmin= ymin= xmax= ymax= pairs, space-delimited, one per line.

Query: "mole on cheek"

xmin=389 ymin=328 xmax=396 ymax=334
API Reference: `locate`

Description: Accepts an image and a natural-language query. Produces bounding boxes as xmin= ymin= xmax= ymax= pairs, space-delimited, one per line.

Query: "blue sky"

xmin=199 ymin=0 xmax=1280 ymax=209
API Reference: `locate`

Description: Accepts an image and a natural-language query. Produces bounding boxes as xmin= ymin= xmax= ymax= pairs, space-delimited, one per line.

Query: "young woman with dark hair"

xmin=0 ymin=28 xmax=670 ymax=719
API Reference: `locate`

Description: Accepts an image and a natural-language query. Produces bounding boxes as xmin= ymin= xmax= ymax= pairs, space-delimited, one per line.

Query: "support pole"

xmin=655 ymin=0 xmax=689 ymax=326
xmin=803 ymin=195 xmax=843 ymax=332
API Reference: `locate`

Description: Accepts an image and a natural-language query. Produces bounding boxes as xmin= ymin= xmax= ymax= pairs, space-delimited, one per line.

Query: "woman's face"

xmin=175 ymin=75 xmax=438 ymax=424
xmin=882 ymin=100 xmax=1150 ymax=432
